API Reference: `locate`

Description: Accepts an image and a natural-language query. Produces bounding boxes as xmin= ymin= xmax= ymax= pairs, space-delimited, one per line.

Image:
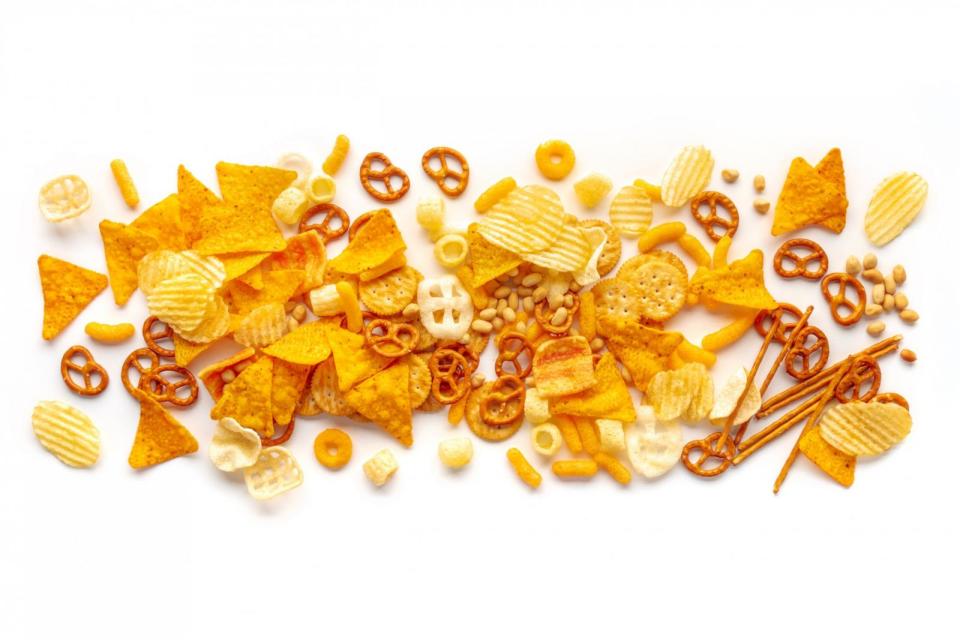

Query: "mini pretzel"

xmin=359 ymin=152 xmax=410 ymax=202
xmin=785 ymin=325 xmax=829 ymax=380
xmin=681 ymin=431 xmax=736 ymax=477
xmin=435 ymin=340 xmax=480 ymax=373
xmin=299 ymin=203 xmax=349 ymax=243
xmin=143 ymin=316 xmax=175 ymax=358
xmin=261 ymin=416 xmax=296 ymax=447
xmin=754 ymin=303 xmax=803 ymax=344
xmin=364 ymin=318 xmax=419 ymax=358
xmin=495 ymin=331 xmax=534 ymax=378
xmin=534 ymin=295 xmax=579 ymax=336
xmin=421 ymin=147 xmax=470 ymax=197
xmin=428 ymin=348 xmax=472 ymax=404
xmin=820 ymin=273 xmax=866 ymax=326
xmin=835 ymin=355 xmax=881 ymax=403
xmin=690 ymin=191 xmax=739 ymax=242
xmin=774 ymin=238 xmax=829 ymax=280
xmin=874 ymin=392 xmax=909 ymax=411
xmin=138 ymin=364 xmax=199 ymax=407
xmin=121 ymin=347 xmax=160 ymax=397
xmin=479 ymin=375 xmax=525 ymax=426
xmin=60 ymin=345 xmax=109 ymax=396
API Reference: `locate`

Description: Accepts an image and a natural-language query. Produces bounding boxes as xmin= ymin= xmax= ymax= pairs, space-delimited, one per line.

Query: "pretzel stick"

xmin=733 ymin=394 xmax=821 ymax=464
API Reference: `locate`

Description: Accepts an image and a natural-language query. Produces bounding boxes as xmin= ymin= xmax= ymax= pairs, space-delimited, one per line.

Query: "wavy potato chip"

xmin=660 ymin=145 xmax=714 ymax=207
xmin=210 ymin=356 xmax=275 ymax=436
xmin=32 ymin=401 xmax=100 ymax=468
xmin=532 ymin=336 xmax=597 ymax=398
xmin=466 ymin=223 xmax=523 ymax=286
xmin=146 ymin=273 xmax=216 ymax=332
xmin=130 ymin=194 xmax=187 ymax=251
xmin=99 ymin=220 xmax=160 ymax=306
xmin=345 ymin=363 xmax=414 ymax=447
xmin=359 ymin=265 xmax=422 ymax=316
xmin=626 ymin=407 xmax=683 ymax=478
xmin=477 ymin=185 xmax=565 ymax=253
xmin=709 ymin=366 xmax=762 ymax=425
xmin=608 ymin=184 xmax=654 ymax=236
xmin=177 ymin=294 xmax=231 ymax=344
xmin=209 ymin=417 xmax=262 ymax=472
xmin=646 ymin=362 xmax=714 ymax=422
xmin=689 ymin=249 xmax=777 ymax=311
xmin=271 ymin=358 xmax=311 ymax=427
xmin=38 ymin=255 xmax=108 ymax=340
xmin=798 ymin=427 xmax=856 ymax=487
xmin=549 ymin=353 xmax=637 ymax=422
xmin=129 ymin=391 xmax=199 ymax=469
xmin=819 ymin=401 xmax=911 ymax=456
xmin=244 ymin=447 xmax=303 ymax=500
xmin=233 ymin=302 xmax=288 ymax=348
xmin=863 ymin=171 xmax=928 ymax=246
xmin=521 ymin=221 xmax=592 ymax=274
xmin=328 ymin=210 xmax=406 ymax=275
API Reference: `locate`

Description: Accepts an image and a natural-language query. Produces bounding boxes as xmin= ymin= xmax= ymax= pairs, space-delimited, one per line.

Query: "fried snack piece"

xmin=531 ymin=423 xmax=563 ymax=457
xmin=233 ymin=302 xmax=288 ymax=348
xmin=625 ymin=406 xmax=683 ymax=479
xmin=466 ymin=382 xmax=523 ymax=442
xmin=466 ymin=223 xmax=523 ymax=286
xmin=709 ymin=366 xmax=761 ymax=425
xmin=772 ymin=150 xmax=847 ymax=235
xmin=128 ymin=194 xmax=187 ymax=251
xmin=521 ymin=222 xmax=593 ymax=273
xmin=85 ymin=321 xmax=135 ymax=344
xmin=573 ymin=173 xmax=613 ymax=208
xmin=32 ymin=401 xmax=100 ymax=468
xmin=819 ymin=401 xmax=911 ymax=456
xmin=477 ymin=185 xmax=565 ymax=253
xmin=226 ymin=269 xmax=304 ymax=315
xmin=660 ymin=145 xmax=714 ymax=207
xmin=701 ymin=313 xmax=757 ymax=352
xmin=628 ymin=260 xmax=687 ymax=321
xmin=359 ymin=265 xmax=422 ymax=316
xmin=549 ymin=353 xmax=637 ymax=422
xmin=263 ymin=322 xmax=331 ymax=365
xmin=270 ymin=359 xmax=311 ymax=427
xmin=176 ymin=165 xmax=220 ymax=245
xmin=603 ymin=324 xmax=684 ymax=391
xmin=345 ymin=363 xmax=414 ymax=447
xmin=328 ymin=210 xmax=406 ymax=275
xmin=438 ymin=437 xmax=473 ymax=469
xmin=99 ymin=220 xmax=160 ymax=305
xmin=594 ymin=452 xmax=632 ymax=485
xmin=326 ymin=325 xmax=394 ymax=391
xmin=129 ymin=391 xmax=199 ymax=469
xmin=198 ymin=347 xmax=258 ymax=400
xmin=637 ymin=221 xmax=687 ymax=253
xmin=532 ymin=336 xmax=597 ymax=398
xmin=314 ymin=428 xmax=353 ymax=470
xmin=474 ymin=177 xmax=517 ymax=213
xmin=798 ymin=427 xmax=855 ymax=488
xmin=689 ymin=249 xmax=777 ymax=311
xmin=244 ymin=447 xmax=304 ymax=500
xmin=535 ymin=140 xmax=576 ymax=180
xmin=38 ymin=255 xmax=108 ymax=340
xmin=209 ymin=417 xmax=262 ymax=472
xmin=524 ymin=387 xmax=552 ymax=424
xmin=578 ymin=219 xmax=621 ymax=277
xmin=608 ymin=184 xmax=653 ymax=237
xmin=863 ymin=171 xmax=928 ymax=246
xmin=552 ymin=459 xmax=598 ymax=479
xmin=596 ymin=419 xmax=625 ymax=454
xmin=210 ymin=356 xmax=275 ymax=437
xmin=507 ymin=448 xmax=542 ymax=489
xmin=39 ymin=174 xmax=91 ymax=222
xmin=309 ymin=358 xmax=352 ymax=416
xmin=646 ymin=363 xmax=714 ymax=423
xmin=363 ymin=449 xmax=399 ymax=487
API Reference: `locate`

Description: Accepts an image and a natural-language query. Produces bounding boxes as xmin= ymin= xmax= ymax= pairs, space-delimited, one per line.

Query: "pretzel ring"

xmin=421 ymin=146 xmax=470 ymax=197
xmin=428 ymin=348 xmax=472 ymax=404
xmin=820 ymin=273 xmax=866 ymax=326
xmin=121 ymin=347 xmax=161 ymax=397
xmin=774 ymin=238 xmax=829 ymax=280
xmin=681 ymin=431 xmax=736 ymax=477
xmin=835 ymin=355 xmax=881 ymax=403
xmin=534 ymin=295 xmax=580 ymax=336
xmin=753 ymin=303 xmax=803 ymax=344
xmin=299 ymin=203 xmax=349 ymax=243
xmin=874 ymin=392 xmax=909 ymax=411
xmin=495 ymin=331 xmax=534 ymax=378
xmin=690 ymin=191 xmax=740 ymax=242
xmin=364 ymin=318 xmax=419 ymax=358
xmin=359 ymin=152 xmax=410 ymax=202
xmin=138 ymin=364 xmax=199 ymax=407
xmin=143 ymin=316 xmax=175 ymax=358
xmin=479 ymin=375 xmax=525 ymax=426
xmin=60 ymin=345 xmax=109 ymax=396
xmin=785 ymin=325 xmax=829 ymax=380
xmin=261 ymin=416 xmax=296 ymax=447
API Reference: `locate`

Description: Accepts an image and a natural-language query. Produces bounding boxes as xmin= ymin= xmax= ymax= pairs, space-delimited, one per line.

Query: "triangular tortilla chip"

xmin=326 ymin=326 xmax=394 ymax=391
xmin=345 ymin=363 xmax=414 ymax=447
xmin=235 ymin=263 xmax=264 ymax=289
xmin=270 ymin=358 xmax=311 ymax=427
xmin=467 ymin=223 xmax=523 ymax=286
xmin=549 ymin=353 xmax=637 ymax=422
xmin=772 ymin=156 xmax=845 ymax=236
xmin=128 ymin=391 xmax=199 ymax=469
xmin=38 ymin=254 xmax=108 ymax=340
xmin=193 ymin=202 xmax=288 ymax=255
xmin=225 ymin=269 xmax=305 ymax=315
xmin=177 ymin=165 xmax=221 ymax=247
xmin=99 ymin=220 xmax=160 ymax=306
xmin=328 ymin=210 xmax=406 ymax=275
xmin=263 ymin=322 xmax=331 ymax=365
xmin=813 ymin=147 xmax=848 ymax=233
xmin=799 ymin=426 xmax=856 ymax=487
xmin=216 ymin=162 xmax=296 ymax=210
xmin=210 ymin=356 xmax=275 ymax=436
xmin=218 ymin=252 xmax=271 ymax=283
xmin=605 ymin=324 xmax=684 ymax=391
xmin=688 ymin=250 xmax=777 ymax=311
xmin=130 ymin=194 xmax=187 ymax=251
xmin=261 ymin=230 xmax=327 ymax=293
xmin=172 ymin=333 xmax=224 ymax=367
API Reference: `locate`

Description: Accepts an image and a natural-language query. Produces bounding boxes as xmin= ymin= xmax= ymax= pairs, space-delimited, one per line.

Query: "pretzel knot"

xmin=690 ymin=191 xmax=740 ymax=242
xmin=479 ymin=375 xmax=525 ymax=426
xmin=754 ymin=303 xmax=802 ymax=344
xmin=495 ymin=331 xmax=534 ymax=378
xmin=773 ymin=238 xmax=829 ymax=280
xmin=143 ymin=316 xmax=175 ymax=358
xmin=421 ymin=147 xmax=470 ymax=197
xmin=138 ymin=364 xmax=199 ymax=407
xmin=261 ymin=416 xmax=296 ymax=447
xmin=820 ymin=273 xmax=866 ymax=326
xmin=534 ymin=294 xmax=580 ymax=336
xmin=786 ymin=325 xmax=829 ymax=380
xmin=364 ymin=318 xmax=419 ymax=358
xmin=681 ymin=431 xmax=736 ymax=477
xmin=121 ymin=347 xmax=161 ymax=397
xmin=428 ymin=348 xmax=472 ymax=404
xmin=874 ymin=392 xmax=910 ymax=411
xmin=60 ymin=345 xmax=109 ymax=396
xmin=299 ymin=203 xmax=349 ymax=243
xmin=835 ymin=355 xmax=881 ymax=403
xmin=359 ymin=152 xmax=410 ymax=202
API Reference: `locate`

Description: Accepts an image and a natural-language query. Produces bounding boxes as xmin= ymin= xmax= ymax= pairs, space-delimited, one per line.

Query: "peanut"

xmin=753 ymin=175 xmax=765 ymax=193
xmin=900 ymin=349 xmax=917 ymax=363
xmin=894 ymin=292 xmax=909 ymax=311
xmin=753 ymin=198 xmax=770 ymax=214
xmin=866 ymin=320 xmax=886 ymax=337
xmin=845 ymin=255 xmax=862 ymax=276
xmin=863 ymin=253 xmax=878 ymax=270
xmin=899 ymin=309 xmax=919 ymax=323
xmin=892 ymin=264 xmax=906 ymax=285
xmin=721 ymin=169 xmax=740 ymax=183
xmin=862 ymin=268 xmax=883 ymax=284
xmin=470 ymin=319 xmax=493 ymax=334
xmin=872 ymin=284 xmax=886 ymax=305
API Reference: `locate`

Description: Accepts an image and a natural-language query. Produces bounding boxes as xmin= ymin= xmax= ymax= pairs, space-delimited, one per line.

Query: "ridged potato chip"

xmin=626 ymin=406 xmax=683 ymax=479
xmin=709 ymin=366 xmax=761 ymax=425
xmin=532 ymin=336 xmax=597 ymax=398
xmin=234 ymin=302 xmax=288 ymax=348
xmin=570 ymin=225 xmax=607 ymax=287
xmin=177 ymin=295 xmax=231 ymax=344
xmin=819 ymin=401 xmax=911 ymax=456
xmin=209 ymin=417 xmax=262 ymax=472
xmin=660 ymin=145 xmax=714 ymax=208
xmin=645 ymin=362 xmax=714 ymax=422
xmin=32 ymin=401 xmax=100 ymax=468
xmin=520 ymin=222 xmax=592 ymax=273
xmin=38 ymin=255 xmax=108 ymax=340
xmin=146 ymin=273 xmax=216 ymax=332
xmin=863 ymin=171 xmax=928 ymax=246
xmin=138 ymin=250 xmax=225 ymax=295
xmin=359 ymin=265 xmax=422 ymax=316
xmin=608 ymin=184 xmax=654 ymax=236
xmin=244 ymin=447 xmax=304 ymax=500
xmin=477 ymin=185 xmax=565 ymax=253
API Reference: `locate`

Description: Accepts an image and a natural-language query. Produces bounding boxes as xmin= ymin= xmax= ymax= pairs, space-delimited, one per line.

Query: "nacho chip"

xmin=549 ymin=352 xmax=637 ymax=422
xmin=130 ymin=194 xmax=187 ymax=251
xmin=233 ymin=302 xmax=288 ymax=348
xmin=227 ymin=269 xmax=304 ymax=315
xmin=38 ymin=255 xmax=108 ymax=340
xmin=261 ymin=230 xmax=327 ymax=293
xmin=477 ymin=184 xmax=565 ymax=253
xmin=772 ymin=155 xmax=846 ymax=236
xmin=604 ymin=324 xmax=684 ymax=391
xmin=453 ymin=265 xmax=490 ymax=310
xmin=172 ymin=332 xmax=221 ymax=367
xmin=532 ymin=336 xmax=597 ymax=398
xmin=270 ymin=358 xmax=311 ymax=427
xmin=798 ymin=427 xmax=856 ymax=487
xmin=358 ymin=265 xmax=422 ymax=316
xmin=219 ymin=252 xmax=271 ymax=283
xmin=326 ymin=325 xmax=394 ymax=391
xmin=467 ymin=223 xmax=523 ymax=286
xmin=216 ymin=161 xmax=296 ymax=210
xmin=128 ymin=391 xmax=199 ymax=469
xmin=814 ymin=148 xmax=848 ymax=233
xmin=99 ymin=220 xmax=160 ymax=306
xmin=689 ymin=249 xmax=777 ymax=311
xmin=263 ymin=321 xmax=331 ymax=365
xmin=328 ymin=210 xmax=406 ymax=275
xmin=194 ymin=201 xmax=287 ymax=255
xmin=210 ymin=356 xmax=275 ymax=437
xmin=198 ymin=347 xmax=258 ymax=400
xmin=177 ymin=165 xmax=220 ymax=246
xmin=345 ymin=363 xmax=414 ymax=447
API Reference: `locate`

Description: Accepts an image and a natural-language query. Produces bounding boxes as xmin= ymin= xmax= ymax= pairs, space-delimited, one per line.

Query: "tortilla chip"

xmin=604 ymin=324 xmax=684 ymax=391
xmin=345 ymin=363 xmax=414 ymax=447
xmin=325 ymin=325 xmax=394 ymax=391
xmin=193 ymin=201 xmax=287 ymax=255
xmin=210 ymin=356 xmax=275 ymax=437
xmin=130 ymin=194 xmax=187 ymax=251
xmin=688 ymin=249 xmax=777 ymax=311
xmin=38 ymin=255 xmax=108 ymax=340
xmin=219 ymin=252 xmax=271 ymax=283
xmin=99 ymin=220 xmax=160 ymax=306
xmin=261 ymin=230 xmax=327 ymax=293
xmin=772 ymin=156 xmax=845 ymax=236
xmin=128 ymin=391 xmax=199 ymax=469
xmin=198 ymin=347 xmax=258 ymax=400
xmin=799 ymin=426 xmax=856 ymax=487
xmin=226 ymin=269 xmax=304 ymax=315
xmin=549 ymin=353 xmax=637 ymax=422
xmin=814 ymin=148 xmax=848 ymax=233
xmin=357 ymin=249 xmax=406 ymax=282
xmin=270 ymin=358 xmax=311 ymax=427
xmin=172 ymin=333 xmax=222 ymax=367
xmin=216 ymin=162 xmax=297 ymax=210
xmin=263 ymin=322 xmax=331 ymax=365
xmin=177 ymin=165 xmax=220 ymax=247
xmin=467 ymin=223 xmax=522 ymax=286
xmin=453 ymin=265 xmax=490 ymax=309
xmin=328 ymin=210 xmax=406 ymax=275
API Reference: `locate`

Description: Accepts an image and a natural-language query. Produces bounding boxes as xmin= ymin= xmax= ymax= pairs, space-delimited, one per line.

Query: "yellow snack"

xmin=549 ymin=353 xmax=637 ymax=423
xmin=129 ymin=194 xmax=187 ymax=251
xmin=261 ymin=230 xmax=327 ymax=293
xmin=345 ymin=363 xmax=414 ymax=447
xmin=532 ymin=336 xmax=597 ymax=398
xmin=244 ymin=447 xmax=304 ymax=500
xmin=272 ymin=186 xmax=310 ymax=224
xmin=322 ymin=134 xmax=350 ymax=176
xmin=438 ymin=437 xmax=473 ymax=469
xmin=307 ymin=284 xmax=342 ymax=316
xmin=194 ymin=199 xmax=287 ymax=256
xmin=712 ymin=234 xmax=732 ymax=268
xmin=603 ymin=324 xmax=684 ymax=391
xmin=336 ymin=281 xmax=363 ymax=333
xmin=39 ymin=174 xmax=92 ymax=222
xmin=177 ymin=295 xmax=231 ymax=344
xmin=798 ymin=427 xmax=856 ymax=488
xmin=109 ymin=159 xmax=140 ymax=208
xmin=574 ymin=417 xmax=600 ymax=455
xmin=314 ymin=428 xmax=353 ymax=470
xmin=210 ymin=356 xmax=275 ymax=437
xmin=701 ymin=313 xmax=757 ymax=352
xmin=363 ymin=448 xmax=399 ymax=487
xmin=629 ymin=261 xmax=687 ymax=321
xmin=357 ymin=250 xmax=407 ymax=282
xmin=709 ymin=367 xmax=762 ymax=425
xmin=530 ymin=423 xmax=563 ymax=457
xmin=84 ymin=321 xmax=135 ymax=343
xmin=466 ymin=224 xmax=523 ymax=286
xmin=270 ymin=359 xmax=311 ymax=427
xmin=608 ymin=184 xmax=653 ymax=237
xmin=358 ymin=265 xmax=422 ymax=316
xmin=416 ymin=195 xmax=446 ymax=240
xmin=646 ymin=363 xmax=714 ymax=422
xmin=507 ymin=448 xmax=542 ymax=489
xmin=474 ymin=177 xmax=517 ymax=213
xmin=863 ymin=171 xmax=928 ymax=246
xmin=637 ymin=222 xmax=687 ymax=253
xmin=772 ymin=153 xmax=846 ymax=236
xmin=520 ymin=222 xmax=593 ymax=273
xmin=434 ymin=234 xmax=469 ymax=269
xmin=177 ymin=165 xmax=220 ymax=246
xmin=476 ymin=185 xmax=565 ymax=254
xmin=328 ymin=210 xmax=406 ymax=275
xmin=208 ymin=417 xmax=262 ymax=472
xmin=660 ymin=145 xmax=714 ymax=207
xmin=309 ymin=359 xmax=353 ymax=416
xmin=577 ymin=219 xmax=621 ymax=278
xmin=227 ymin=269 xmax=304 ymax=315
xmin=218 ymin=252 xmax=270 ymax=283
xmin=535 ymin=139 xmax=576 ymax=180
xmin=677 ymin=339 xmax=717 ymax=368
xmin=594 ymin=452 xmax=631 ymax=485
xmin=99 ymin=220 xmax=160 ymax=306
xmin=325 ymin=326 xmax=394 ymax=391
xmin=32 ymin=401 xmax=100 ymax=468
xmin=129 ymin=391 xmax=199 ymax=469
xmin=447 ymin=394 xmax=468 ymax=426
xmin=233 ymin=302 xmax=288 ymax=348
xmin=689 ymin=249 xmax=777 ymax=311
xmin=633 ymin=178 xmax=661 ymax=202
xmin=677 ymin=233 xmax=711 ymax=267
xmin=305 ymin=173 xmax=336 ymax=204
xmin=198 ymin=347 xmax=258 ymax=400
xmin=262 ymin=322 xmax=331 ymax=365
xmin=578 ymin=289 xmax=597 ymax=341
xmin=553 ymin=415 xmax=582 ymax=454
xmin=819 ymin=401 xmax=911 ymax=456
xmin=551 ymin=459 xmax=598 ymax=479
xmin=145 ymin=273 xmax=215 ymax=333
xmin=524 ymin=387 xmax=552 ymax=425
xmin=573 ymin=172 xmax=613 ymax=208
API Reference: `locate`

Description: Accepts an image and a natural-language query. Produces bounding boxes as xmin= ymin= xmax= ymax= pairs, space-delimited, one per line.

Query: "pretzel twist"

xmin=421 ymin=147 xmax=470 ymax=197
xmin=773 ymin=238 xmax=829 ymax=280
xmin=261 ymin=416 xmax=296 ymax=447
xmin=359 ymin=152 xmax=410 ymax=202
xmin=299 ymin=203 xmax=350 ymax=242
xmin=428 ymin=348 xmax=472 ymax=404
xmin=690 ymin=191 xmax=739 ymax=242
xmin=60 ymin=345 xmax=109 ymax=396
xmin=785 ymin=325 xmax=829 ymax=380
xmin=479 ymin=375 xmax=525 ymax=426
xmin=121 ymin=348 xmax=161 ymax=397
xmin=835 ymin=355 xmax=881 ymax=403
xmin=681 ymin=431 xmax=737 ymax=477
xmin=754 ymin=303 xmax=803 ymax=344
xmin=138 ymin=364 xmax=199 ymax=407
xmin=143 ymin=316 xmax=175 ymax=358
xmin=820 ymin=273 xmax=866 ymax=326
xmin=495 ymin=331 xmax=534 ymax=378
xmin=364 ymin=318 xmax=419 ymax=358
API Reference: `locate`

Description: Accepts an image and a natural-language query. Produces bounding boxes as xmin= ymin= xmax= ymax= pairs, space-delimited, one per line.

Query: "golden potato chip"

xmin=177 ymin=294 xmax=231 ymax=344
xmin=532 ymin=336 xmax=597 ymax=398
xmin=146 ymin=273 xmax=216 ymax=332
xmin=359 ymin=265 xmax=422 ymax=316
xmin=219 ymin=252 xmax=271 ymax=282
xmin=660 ymin=145 xmax=714 ymax=207
xmin=227 ymin=269 xmax=304 ymax=315
xmin=137 ymin=250 xmax=225 ymax=296
xmin=326 ymin=325 xmax=394 ymax=391
xmin=520 ymin=218 xmax=592 ymax=273
xmin=798 ymin=427 xmax=855 ymax=487
xmin=130 ymin=194 xmax=187 ymax=251
xmin=244 ymin=447 xmax=304 ymax=500
xmin=403 ymin=353 xmax=431 ymax=410
xmin=689 ymin=249 xmax=777 ymax=311
xmin=194 ymin=201 xmax=288 ymax=256
xmin=772 ymin=155 xmax=846 ymax=236
xmin=328 ymin=210 xmax=406 ymax=275
xmin=210 ymin=356 xmax=275 ymax=437
xmin=309 ymin=358 xmax=353 ymax=416
xmin=262 ymin=321 xmax=331 ymax=365
xmin=178 ymin=251 xmax=227 ymax=290
xmin=626 ymin=406 xmax=683 ymax=478
xmin=477 ymin=184 xmax=565 ymax=253
xmin=32 ymin=400 xmax=100 ymax=468
xmin=177 ymin=164 xmax=221 ymax=246
xmin=645 ymin=368 xmax=693 ymax=422
xmin=198 ymin=347 xmax=258 ymax=400
xmin=345 ymin=363 xmax=414 ymax=447
xmin=577 ymin=219 xmax=621 ymax=277
xmin=819 ymin=401 xmax=911 ymax=456
xmin=38 ymin=255 xmax=108 ymax=340
xmin=261 ymin=230 xmax=327 ymax=293
xmin=604 ymin=324 xmax=683 ymax=391
xmin=233 ymin=302 xmax=288 ymax=348
xmin=630 ymin=261 xmax=687 ymax=322
xmin=128 ymin=391 xmax=199 ymax=469
xmin=680 ymin=363 xmax=714 ymax=422
xmin=98 ymin=220 xmax=159 ymax=306
xmin=466 ymin=223 xmax=522 ymax=286
xmin=608 ymin=184 xmax=654 ymax=236
xmin=863 ymin=171 xmax=928 ymax=246
xmin=209 ymin=417 xmax=262 ymax=472
xmin=709 ymin=366 xmax=762 ymax=425
xmin=271 ymin=358 xmax=311 ymax=427
xmin=549 ymin=353 xmax=637 ymax=422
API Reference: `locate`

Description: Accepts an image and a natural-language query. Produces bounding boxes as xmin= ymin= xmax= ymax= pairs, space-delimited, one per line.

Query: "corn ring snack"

xmin=39 ymin=174 xmax=92 ymax=222
xmin=573 ymin=173 xmax=613 ymax=208
xmin=507 ymin=448 xmax=542 ymax=489
xmin=574 ymin=417 xmax=600 ymax=455
xmin=110 ymin=159 xmax=139 ymax=208
xmin=474 ymin=177 xmax=517 ymax=213
xmin=677 ymin=233 xmax=710 ymax=267
xmin=594 ymin=452 xmax=632 ymax=485
xmin=701 ymin=313 xmax=757 ymax=352
xmin=530 ymin=422 xmax=563 ymax=457
xmin=363 ymin=448 xmax=399 ymax=487
xmin=552 ymin=459 xmax=598 ymax=479
xmin=535 ymin=140 xmax=576 ymax=180
xmin=272 ymin=186 xmax=310 ymax=225
xmin=608 ymin=184 xmax=653 ymax=237
xmin=677 ymin=339 xmax=717 ymax=368
xmin=660 ymin=145 xmax=714 ymax=207
xmin=553 ymin=415 xmax=583 ymax=454
xmin=438 ymin=437 xmax=473 ymax=469
xmin=336 ymin=281 xmax=363 ymax=333
xmin=314 ymin=428 xmax=353 ymax=470
xmin=276 ymin=152 xmax=313 ymax=189
xmin=32 ymin=400 xmax=100 ymax=468
xmin=712 ymin=234 xmax=732 ymax=268
xmin=637 ymin=222 xmax=687 ymax=253
xmin=434 ymin=234 xmax=469 ymax=269
xmin=322 ymin=134 xmax=350 ymax=176
xmin=85 ymin=321 xmax=135 ymax=344
xmin=305 ymin=173 xmax=336 ymax=205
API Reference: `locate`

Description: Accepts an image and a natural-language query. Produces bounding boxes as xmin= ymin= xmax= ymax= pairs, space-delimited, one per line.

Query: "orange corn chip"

xmin=198 ymin=347 xmax=258 ymax=400
xmin=604 ymin=324 xmax=684 ymax=391
xmin=219 ymin=252 xmax=272 ymax=283
xmin=325 ymin=325 xmax=394 ymax=391
xmin=177 ymin=165 xmax=221 ymax=247
xmin=38 ymin=255 xmax=108 ymax=340
xmin=130 ymin=194 xmax=187 ymax=251
xmin=226 ymin=269 xmax=305 ymax=315
xmin=772 ymin=152 xmax=846 ymax=236
xmin=798 ymin=426 xmax=856 ymax=488
xmin=345 ymin=362 xmax=414 ymax=447
xmin=454 ymin=265 xmax=490 ymax=309
xmin=99 ymin=220 xmax=160 ymax=306
xmin=210 ymin=356 xmax=275 ymax=437
xmin=467 ymin=223 xmax=523 ymax=286
xmin=549 ymin=353 xmax=637 ymax=422
xmin=814 ymin=148 xmax=848 ymax=233
xmin=261 ymin=230 xmax=327 ymax=293
xmin=532 ymin=336 xmax=597 ymax=398
xmin=128 ymin=391 xmax=199 ymax=469
xmin=216 ymin=162 xmax=296 ymax=211
xmin=688 ymin=249 xmax=777 ymax=311
xmin=358 ymin=250 xmax=407 ymax=283
xmin=194 ymin=201 xmax=287 ymax=255
xmin=263 ymin=322 xmax=331 ymax=365
xmin=172 ymin=332 xmax=221 ymax=367
xmin=270 ymin=358 xmax=311 ymax=427
xmin=328 ymin=210 xmax=406 ymax=275
xmin=235 ymin=263 xmax=264 ymax=289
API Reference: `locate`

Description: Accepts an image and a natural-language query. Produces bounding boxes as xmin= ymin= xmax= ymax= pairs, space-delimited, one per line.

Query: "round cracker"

xmin=465 ymin=383 xmax=522 ymax=442
xmin=310 ymin=358 xmax=352 ymax=417
xmin=579 ymin=219 xmax=621 ymax=276
xmin=617 ymin=250 xmax=689 ymax=283
xmin=404 ymin=353 xmax=431 ymax=410
xmin=359 ymin=265 xmax=422 ymax=316
xmin=632 ymin=261 xmax=687 ymax=321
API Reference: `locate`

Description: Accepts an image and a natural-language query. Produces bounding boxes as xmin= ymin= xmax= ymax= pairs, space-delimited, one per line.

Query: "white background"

xmin=2 ymin=1 xmax=959 ymax=638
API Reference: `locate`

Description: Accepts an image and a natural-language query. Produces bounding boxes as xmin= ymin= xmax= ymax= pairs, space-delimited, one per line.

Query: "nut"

xmin=522 ymin=296 xmax=535 ymax=313
xmin=865 ymin=303 xmax=884 ymax=317
xmin=496 ymin=298 xmax=507 ymax=312
xmin=872 ymin=284 xmax=886 ymax=305
xmin=478 ymin=308 xmax=497 ymax=321
xmin=515 ymin=320 xmax=527 ymax=334
xmin=883 ymin=274 xmax=896 ymax=294
xmin=287 ymin=317 xmax=300 ymax=332
xmin=547 ymin=291 xmax=564 ymax=310
xmin=402 ymin=303 xmax=420 ymax=319
xmin=892 ymin=264 xmax=906 ymax=285
xmin=894 ymin=292 xmax=909 ymax=311
xmin=221 ymin=369 xmax=236 ymax=383
xmin=861 ymin=268 xmax=884 ymax=284
xmin=492 ymin=317 xmax=504 ymax=331
xmin=882 ymin=294 xmax=895 ymax=311
xmin=521 ymin=273 xmax=543 ymax=287
xmin=470 ymin=319 xmax=493 ymax=334
xmin=493 ymin=285 xmax=511 ymax=299
xmin=753 ymin=175 xmax=765 ymax=193
xmin=471 ymin=373 xmax=486 ymax=388
xmin=532 ymin=286 xmax=548 ymax=303
xmin=899 ymin=309 xmax=919 ymax=323
xmin=508 ymin=292 xmax=519 ymax=310
xmin=863 ymin=253 xmax=878 ymax=270
xmin=845 ymin=256 xmax=862 ymax=276
xmin=589 ymin=337 xmax=605 ymax=351
xmin=517 ymin=286 xmax=533 ymax=297
xmin=502 ymin=307 xmax=517 ymax=323
xmin=292 ymin=303 xmax=307 ymax=322
xmin=900 ymin=349 xmax=917 ymax=363
xmin=550 ymin=307 xmax=569 ymax=326
xmin=866 ymin=320 xmax=886 ymax=337
xmin=721 ymin=169 xmax=739 ymax=183
xmin=753 ymin=198 xmax=770 ymax=214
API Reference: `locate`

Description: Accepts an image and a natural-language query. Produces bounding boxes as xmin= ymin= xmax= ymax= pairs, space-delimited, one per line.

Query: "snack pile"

xmin=32 ymin=141 xmax=925 ymax=497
